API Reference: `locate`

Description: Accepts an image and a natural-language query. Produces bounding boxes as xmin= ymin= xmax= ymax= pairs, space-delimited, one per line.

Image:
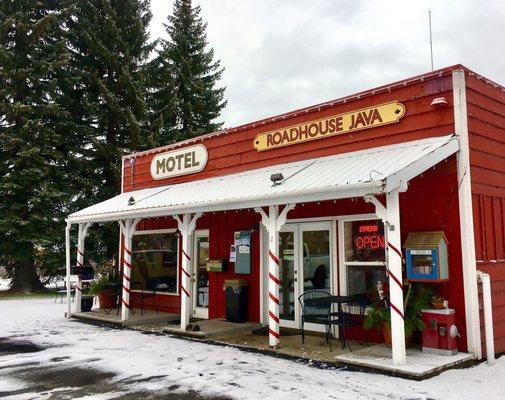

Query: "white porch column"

xmin=174 ymin=213 xmax=202 ymax=330
xmin=386 ymin=189 xmax=406 ymax=366
xmin=120 ymin=218 xmax=141 ymax=321
xmin=65 ymin=222 xmax=72 ymax=318
xmin=255 ymin=204 xmax=295 ymax=348
xmin=75 ymin=223 xmax=90 ymax=312
xmin=366 ymin=189 xmax=406 ymax=366
xmin=453 ymin=69 xmax=481 ymax=358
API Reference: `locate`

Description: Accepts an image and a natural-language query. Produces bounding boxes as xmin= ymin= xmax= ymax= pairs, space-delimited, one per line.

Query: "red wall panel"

xmin=467 ymin=71 xmax=505 ymax=354
xmin=123 ymin=70 xmax=455 ymax=192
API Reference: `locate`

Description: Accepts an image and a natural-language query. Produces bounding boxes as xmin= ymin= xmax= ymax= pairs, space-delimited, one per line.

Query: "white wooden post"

xmin=120 ymin=218 xmax=141 ymax=321
xmin=386 ymin=189 xmax=406 ymax=366
xmin=366 ymin=189 xmax=406 ymax=366
xmin=75 ymin=223 xmax=90 ymax=312
xmin=453 ymin=69 xmax=481 ymax=358
xmin=255 ymin=204 xmax=295 ymax=348
xmin=174 ymin=213 xmax=202 ymax=330
xmin=65 ymin=222 xmax=72 ymax=318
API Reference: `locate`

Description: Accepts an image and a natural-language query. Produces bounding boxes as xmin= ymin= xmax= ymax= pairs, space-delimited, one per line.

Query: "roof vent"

xmin=128 ymin=196 xmax=135 ymax=206
xmin=270 ymin=173 xmax=284 ymax=186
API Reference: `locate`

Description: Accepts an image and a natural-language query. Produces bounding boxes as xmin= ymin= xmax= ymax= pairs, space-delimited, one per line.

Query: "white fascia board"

xmin=66 ymin=181 xmax=384 ymax=224
xmin=384 ymin=137 xmax=459 ymax=193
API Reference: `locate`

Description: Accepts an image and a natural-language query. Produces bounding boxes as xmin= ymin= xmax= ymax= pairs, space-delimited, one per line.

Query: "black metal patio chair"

xmin=298 ymin=290 xmax=332 ymax=344
xmin=329 ymin=293 xmax=368 ymax=351
xmin=139 ymin=277 xmax=160 ymax=316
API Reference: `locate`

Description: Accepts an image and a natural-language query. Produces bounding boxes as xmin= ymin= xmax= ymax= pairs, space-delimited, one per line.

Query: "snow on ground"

xmin=0 ymin=299 xmax=504 ymax=400
xmin=0 ymin=278 xmax=10 ymax=291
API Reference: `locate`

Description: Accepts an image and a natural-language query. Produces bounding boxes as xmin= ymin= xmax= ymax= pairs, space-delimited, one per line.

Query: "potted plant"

xmin=364 ymin=281 xmax=432 ymax=347
xmin=88 ymin=259 xmax=117 ymax=309
xmin=430 ymin=295 xmax=445 ymax=309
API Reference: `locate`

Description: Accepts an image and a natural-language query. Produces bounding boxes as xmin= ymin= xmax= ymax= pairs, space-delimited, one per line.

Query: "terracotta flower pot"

xmin=381 ymin=322 xmax=393 ymax=347
xmin=98 ymin=289 xmax=116 ymax=309
xmin=381 ymin=322 xmax=413 ymax=347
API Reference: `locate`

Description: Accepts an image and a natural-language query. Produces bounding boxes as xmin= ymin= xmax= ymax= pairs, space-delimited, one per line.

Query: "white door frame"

xmin=279 ymin=220 xmax=333 ymax=333
xmin=192 ymin=229 xmax=209 ymax=319
xmin=278 ymin=224 xmax=299 ymax=329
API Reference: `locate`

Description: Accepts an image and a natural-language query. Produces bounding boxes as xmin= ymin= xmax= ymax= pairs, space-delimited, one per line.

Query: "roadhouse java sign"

xmin=253 ymin=101 xmax=406 ymax=151
xmin=150 ymin=144 xmax=208 ymax=180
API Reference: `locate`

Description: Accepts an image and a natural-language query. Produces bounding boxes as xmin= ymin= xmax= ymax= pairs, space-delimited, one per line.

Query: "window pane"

xmin=302 ymin=230 xmax=330 ymax=292
xmin=344 ymin=220 xmax=385 ymax=262
xmin=279 ymin=231 xmax=295 ymax=321
xmin=347 ymin=265 xmax=386 ymax=297
xmin=132 ymin=232 xmax=178 ymax=293
xmin=196 ymin=236 xmax=209 ymax=307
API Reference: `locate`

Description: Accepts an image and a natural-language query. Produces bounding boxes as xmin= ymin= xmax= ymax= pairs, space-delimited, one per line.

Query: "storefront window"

xmin=343 ymin=219 xmax=386 ymax=297
xmin=131 ymin=232 xmax=179 ymax=293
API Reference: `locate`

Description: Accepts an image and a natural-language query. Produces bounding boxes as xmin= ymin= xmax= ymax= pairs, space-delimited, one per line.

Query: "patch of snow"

xmin=0 ymin=278 xmax=10 ymax=291
xmin=0 ymin=299 xmax=504 ymax=399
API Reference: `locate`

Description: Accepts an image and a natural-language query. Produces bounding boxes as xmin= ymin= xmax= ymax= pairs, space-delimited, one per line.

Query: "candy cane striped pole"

xmin=174 ymin=213 xmax=202 ymax=330
xmin=386 ymin=189 xmax=406 ymax=366
xmin=255 ymin=204 xmax=295 ymax=348
xmin=267 ymin=237 xmax=281 ymax=346
xmin=74 ymin=224 xmax=85 ymax=312
xmin=121 ymin=218 xmax=141 ymax=321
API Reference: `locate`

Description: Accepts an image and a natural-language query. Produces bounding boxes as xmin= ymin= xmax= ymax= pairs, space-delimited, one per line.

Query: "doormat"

xmin=251 ymin=326 xmax=299 ymax=336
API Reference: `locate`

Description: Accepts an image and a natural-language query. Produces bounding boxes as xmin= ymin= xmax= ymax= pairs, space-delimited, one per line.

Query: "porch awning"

xmin=67 ymin=135 xmax=459 ymax=224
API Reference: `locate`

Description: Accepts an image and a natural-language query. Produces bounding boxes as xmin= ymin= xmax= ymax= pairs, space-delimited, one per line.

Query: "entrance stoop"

xmin=334 ymin=344 xmax=476 ymax=379
xmin=163 ymin=319 xmax=262 ymax=339
xmin=71 ymin=309 xmax=179 ymax=327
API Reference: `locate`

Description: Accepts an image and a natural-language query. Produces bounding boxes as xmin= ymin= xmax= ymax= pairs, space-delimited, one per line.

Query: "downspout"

xmin=477 ymin=271 xmax=495 ymax=364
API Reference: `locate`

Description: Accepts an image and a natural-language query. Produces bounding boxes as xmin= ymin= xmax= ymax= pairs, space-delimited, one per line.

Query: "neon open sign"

xmin=355 ymin=225 xmax=384 ymax=250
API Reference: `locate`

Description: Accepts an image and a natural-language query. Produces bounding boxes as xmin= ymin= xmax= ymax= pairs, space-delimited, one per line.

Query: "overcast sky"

xmin=150 ymin=0 xmax=505 ymax=128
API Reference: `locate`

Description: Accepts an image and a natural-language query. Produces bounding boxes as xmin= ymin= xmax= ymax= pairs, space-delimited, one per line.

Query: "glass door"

xmin=193 ymin=230 xmax=209 ymax=319
xmin=278 ymin=227 xmax=299 ymax=328
xmin=299 ymin=222 xmax=332 ymax=332
xmin=276 ymin=221 xmax=333 ymax=331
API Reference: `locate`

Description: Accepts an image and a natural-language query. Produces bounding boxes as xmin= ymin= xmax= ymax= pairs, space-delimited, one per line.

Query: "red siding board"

xmin=467 ymin=71 xmax=505 ymax=354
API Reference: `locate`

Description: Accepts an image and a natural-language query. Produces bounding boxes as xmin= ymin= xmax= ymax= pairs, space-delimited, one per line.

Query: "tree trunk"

xmin=7 ymin=259 xmax=45 ymax=294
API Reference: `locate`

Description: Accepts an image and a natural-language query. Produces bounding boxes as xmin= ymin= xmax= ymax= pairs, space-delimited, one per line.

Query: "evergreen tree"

xmin=152 ymin=0 xmax=226 ymax=143
xmin=63 ymin=0 xmax=153 ymax=262
xmin=0 ymin=0 xmax=79 ymax=291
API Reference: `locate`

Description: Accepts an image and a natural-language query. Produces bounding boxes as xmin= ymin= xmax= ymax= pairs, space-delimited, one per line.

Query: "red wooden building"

xmin=66 ymin=65 xmax=504 ymax=366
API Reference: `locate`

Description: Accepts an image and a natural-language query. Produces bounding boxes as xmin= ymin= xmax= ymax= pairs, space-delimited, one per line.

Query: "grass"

xmin=0 ymin=289 xmax=60 ymax=300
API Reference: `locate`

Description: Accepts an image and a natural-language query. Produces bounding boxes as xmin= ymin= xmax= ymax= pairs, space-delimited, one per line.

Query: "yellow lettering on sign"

xmin=253 ymin=101 xmax=406 ymax=152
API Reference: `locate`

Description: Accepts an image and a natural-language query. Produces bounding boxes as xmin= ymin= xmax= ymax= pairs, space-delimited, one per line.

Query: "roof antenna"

xmin=428 ymin=10 xmax=434 ymax=71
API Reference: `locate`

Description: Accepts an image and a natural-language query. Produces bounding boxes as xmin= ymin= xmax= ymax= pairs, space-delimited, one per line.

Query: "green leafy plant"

xmin=87 ymin=259 xmax=117 ymax=296
xmin=364 ymin=282 xmax=432 ymax=338
xmin=88 ymin=276 xmax=110 ymax=296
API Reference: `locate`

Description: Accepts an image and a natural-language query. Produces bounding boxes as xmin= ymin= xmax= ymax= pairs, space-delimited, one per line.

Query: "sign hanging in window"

xmin=344 ymin=220 xmax=385 ymax=262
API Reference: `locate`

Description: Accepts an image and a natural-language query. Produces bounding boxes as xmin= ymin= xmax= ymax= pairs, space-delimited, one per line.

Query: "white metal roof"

xmin=68 ymin=135 xmax=459 ymax=223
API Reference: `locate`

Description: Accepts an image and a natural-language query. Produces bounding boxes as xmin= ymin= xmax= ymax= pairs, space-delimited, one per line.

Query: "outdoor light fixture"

xmin=270 ymin=173 xmax=284 ymax=186
xmin=430 ymin=97 xmax=448 ymax=108
xmin=128 ymin=196 xmax=135 ymax=206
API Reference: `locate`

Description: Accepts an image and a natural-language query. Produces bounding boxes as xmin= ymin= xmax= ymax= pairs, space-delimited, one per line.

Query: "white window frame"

xmin=131 ymin=228 xmax=180 ymax=296
xmin=337 ymin=213 xmax=386 ymax=297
